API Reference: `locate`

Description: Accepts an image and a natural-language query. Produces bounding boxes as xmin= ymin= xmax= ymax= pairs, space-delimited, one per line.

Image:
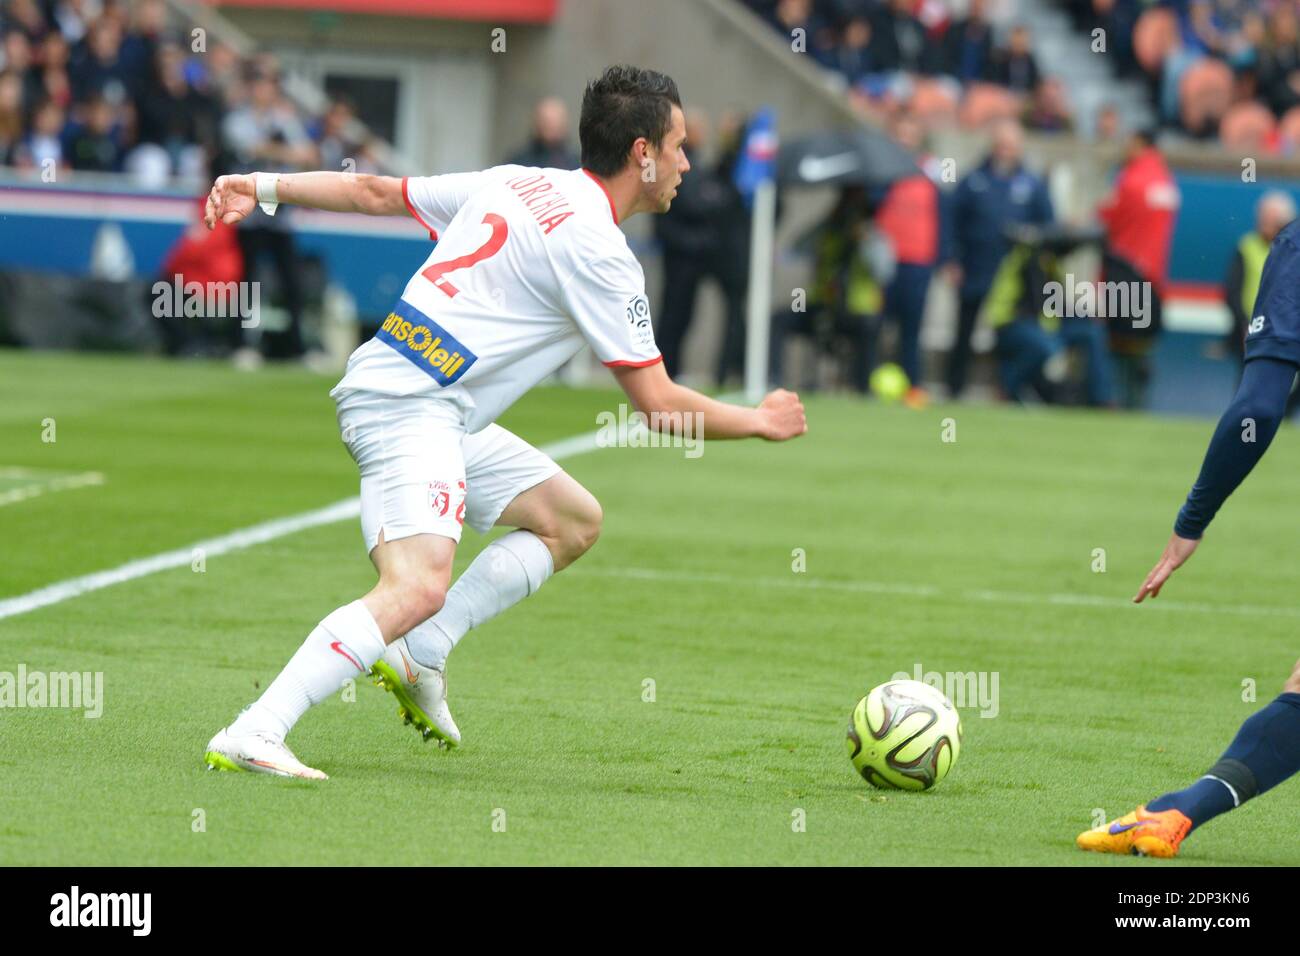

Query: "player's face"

xmin=646 ymin=106 xmax=690 ymax=213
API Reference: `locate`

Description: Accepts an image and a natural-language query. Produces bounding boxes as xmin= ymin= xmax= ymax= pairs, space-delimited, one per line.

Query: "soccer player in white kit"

xmin=201 ymin=66 xmax=806 ymax=779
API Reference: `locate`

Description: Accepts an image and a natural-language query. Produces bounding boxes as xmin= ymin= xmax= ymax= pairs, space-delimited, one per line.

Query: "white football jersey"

xmin=330 ymin=165 xmax=661 ymax=433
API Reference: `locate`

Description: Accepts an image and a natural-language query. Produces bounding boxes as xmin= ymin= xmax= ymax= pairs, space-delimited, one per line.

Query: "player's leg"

xmin=380 ymin=427 xmax=601 ymax=743
xmin=205 ymin=393 xmax=465 ymax=776
xmin=411 ymin=422 xmax=599 ymax=661
xmin=1078 ymin=659 xmax=1300 ymax=857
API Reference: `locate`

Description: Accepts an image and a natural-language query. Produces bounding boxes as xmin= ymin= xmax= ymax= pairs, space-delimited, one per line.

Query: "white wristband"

xmin=255 ymin=172 xmax=280 ymax=216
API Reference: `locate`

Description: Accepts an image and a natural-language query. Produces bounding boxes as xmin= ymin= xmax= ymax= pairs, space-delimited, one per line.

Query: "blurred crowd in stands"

xmin=747 ymin=0 xmax=1079 ymax=136
xmin=749 ymin=0 xmax=1300 ymax=153
xmin=0 ymin=0 xmax=377 ymax=183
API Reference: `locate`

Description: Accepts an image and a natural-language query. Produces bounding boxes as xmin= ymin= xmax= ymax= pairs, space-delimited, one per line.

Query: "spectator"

xmin=314 ymin=97 xmax=360 ymax=172
xmin=1094 ymin=102 xmax=1122 ymax=142
xmin=5 ymin=0 xmax=49 ymax=44
xmin=770 ymin=186 xmax=889 ymax=394
xmin=1096 ymin=128 xmax=1179 ymax=408
xmin=38 ymin=32 xmax=73 ymax=110
xmin=941 ymin=0 xmax=995 ymax=85
xmin=2 ymin=29 xmax=43 ymax=108
xmin=119 ymin=0 xmax=168 ymax=90
xmin=874 ymin=111 xmax=940 ymax=406
xmin=67 ymin=93 xmax=124 ymax=172
xmin=945 ymin=118 xmax=1054 ymax=399
xmin=830 ymin=17 xmax=876 ymax=88
xmin=506 ymin=96 xmax=578 ymax=170
xmin=983 ymin=226 xmax=1114 ymax=406
xmin=985 ymin=24 xmax=1040 ymax=95
xmin=152 ymin=194 xmax=245 ymax=356
xmin=770 ymin=0 xmax=835 ymax=64
xmin=1024 ymin=76 xmax=1074 ymax=134
xmin=869 ymin=0 xmax=930 ymax=75
xmin=653 ymin=109 xmax=748 ymax=385
xmin=1257 ymin=5 xmax=1300 ymax=117
xmin=68 ymin=16 xmax=135 ymax=105
xmin=1225 ymin=191 xmax=1296 ymax=365
xmin=13 ymin=97 xmax=65 ymax=172
xmin=0 ymin=70 xmax=23 ymax=162
xmin=221 ymin=65 xmax=317 ymax=362
xmin=135 ymin=41 xmax=217 ymax=175
xmin=52 ymin=0 xmax=93 ymax=46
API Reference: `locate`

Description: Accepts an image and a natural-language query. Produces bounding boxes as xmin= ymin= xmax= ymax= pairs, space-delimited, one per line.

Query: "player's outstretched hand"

xmin=204 ymin=174 xmax=257 ymax=230
xmin=1133 ymin=532 xmax=1200 ymax=603
xmin=756 ymin=389 xmax=807 ymax=441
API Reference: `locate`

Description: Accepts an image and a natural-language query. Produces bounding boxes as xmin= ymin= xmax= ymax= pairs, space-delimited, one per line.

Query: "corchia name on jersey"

xmin=375 ymin=299 xmax=476 ymax=385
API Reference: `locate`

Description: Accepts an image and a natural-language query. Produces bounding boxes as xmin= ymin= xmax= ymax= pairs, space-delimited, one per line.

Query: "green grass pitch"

xmin=1 ymin=348 xmax=1297 ymax=866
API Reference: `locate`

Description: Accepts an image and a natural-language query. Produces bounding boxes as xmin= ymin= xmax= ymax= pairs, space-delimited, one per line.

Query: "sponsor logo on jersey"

xmin=1249 ymin=314 xmax=1266 ymax=335
xmin=376 ymin=299 xmax=477 ymax=385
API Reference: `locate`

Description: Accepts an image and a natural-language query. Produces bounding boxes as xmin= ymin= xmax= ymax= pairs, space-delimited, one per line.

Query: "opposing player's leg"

xmin=380 ymin=425 xmax=602 ymax=745
xmin=205 ymin=392 xmax=464 ymax=778
xmin=1078 ymin=658 xmax=1300 ymax=856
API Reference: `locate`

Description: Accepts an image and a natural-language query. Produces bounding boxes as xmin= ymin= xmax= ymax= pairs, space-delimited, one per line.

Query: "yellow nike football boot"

xmin=1076 ymin=805 xmax=1193 ymax=857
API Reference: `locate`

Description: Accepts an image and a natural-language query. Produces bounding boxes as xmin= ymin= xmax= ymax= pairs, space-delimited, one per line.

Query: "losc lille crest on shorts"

xmin=376 ymin=299 xmax=478 ymax=386
xmin=429 ymin=479 xmax=466 ymax=525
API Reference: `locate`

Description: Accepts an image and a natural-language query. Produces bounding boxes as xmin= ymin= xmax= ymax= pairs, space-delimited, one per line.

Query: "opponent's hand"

xmin=204 ymin=174 xmax=257 ymax=229
xmin=756 ymin=389 xmax=807 ymax=441
xmin=1133 ymin=532 xmax=1200 ymax=603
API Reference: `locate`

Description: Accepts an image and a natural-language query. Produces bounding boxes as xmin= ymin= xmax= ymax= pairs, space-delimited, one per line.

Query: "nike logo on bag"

xmin=797 ymin=153 xmax=859 ymax=182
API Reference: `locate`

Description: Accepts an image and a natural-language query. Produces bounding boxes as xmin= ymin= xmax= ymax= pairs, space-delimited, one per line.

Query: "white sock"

xmin=403 ymin=530 xmax=554 ymax=670
xmin=229 ymin=600 xmax=386 ymax=739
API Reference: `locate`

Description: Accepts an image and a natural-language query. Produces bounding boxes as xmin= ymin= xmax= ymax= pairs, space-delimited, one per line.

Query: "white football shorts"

xmin=335 ymin=389 xmax=561 ymax=551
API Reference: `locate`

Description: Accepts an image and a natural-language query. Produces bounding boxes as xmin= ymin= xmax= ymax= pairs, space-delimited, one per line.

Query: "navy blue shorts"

xmin=1245 ymin=219 xmax=1300 ymax=366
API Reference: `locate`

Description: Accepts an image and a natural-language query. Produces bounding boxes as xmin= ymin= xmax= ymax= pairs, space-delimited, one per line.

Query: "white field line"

xmin=0 ymin=413 xmax=667 ymax=622
xmin=575 ymin=567 xmax=1300 ymax=621
xmin=2 ymin=400 xmax=1290 ymax=624
xmin=0 ymin=469 xmax=105 ymax=508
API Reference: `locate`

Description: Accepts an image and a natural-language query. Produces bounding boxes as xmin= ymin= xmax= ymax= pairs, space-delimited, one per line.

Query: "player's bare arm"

xmin=204 ymin=171 xmax=408 ymax=228
xmin=1133 ymin=532 xmax=1200 ymax=603
xmin=612 ymin=361 xmax=806 ymax=441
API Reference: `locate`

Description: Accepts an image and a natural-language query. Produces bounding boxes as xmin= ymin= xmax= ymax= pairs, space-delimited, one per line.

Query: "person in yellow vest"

xmin=769 ymin=186 xmax=889 ymax=392
xmin=1226 ymin=191 xmax=1296 ymax=364
xmin=981 ymin=223 xmax=1113 ymax=405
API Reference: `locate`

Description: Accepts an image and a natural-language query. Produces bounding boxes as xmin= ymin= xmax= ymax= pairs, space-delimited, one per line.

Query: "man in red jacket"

xmin=1096 ymin=128 xmax=1180 ymax=408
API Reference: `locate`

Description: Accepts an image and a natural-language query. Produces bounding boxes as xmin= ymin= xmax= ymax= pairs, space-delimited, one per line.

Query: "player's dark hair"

xmin=579 ymin=65 xmax=681 ymax=178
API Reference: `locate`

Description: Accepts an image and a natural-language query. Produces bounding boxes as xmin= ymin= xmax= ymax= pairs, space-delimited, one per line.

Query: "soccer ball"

xmin=846 ymin=679 xmax=962 ymax=790
xmin=869 ymin=362 xmax=910 ymax=403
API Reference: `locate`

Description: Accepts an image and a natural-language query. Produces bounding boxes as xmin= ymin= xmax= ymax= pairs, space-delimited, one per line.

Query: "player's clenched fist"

xmin=756 ymin=389 xmax=807 ymax=441
xmin=204 ymin=174 xmax=257 ymax=230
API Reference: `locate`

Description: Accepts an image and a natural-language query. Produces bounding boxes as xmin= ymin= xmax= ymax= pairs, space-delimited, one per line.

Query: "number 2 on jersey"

xmin=422 ymin=213 xmax=508 ymax=298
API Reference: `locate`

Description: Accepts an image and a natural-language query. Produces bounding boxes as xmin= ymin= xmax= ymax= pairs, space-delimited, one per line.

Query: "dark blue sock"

xmin=1148 ymin=693 xmax=1300 ymax=831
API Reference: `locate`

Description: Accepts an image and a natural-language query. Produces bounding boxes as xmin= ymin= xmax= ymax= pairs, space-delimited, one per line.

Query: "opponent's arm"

xmin=611 ymin=361 xmax=806 ymax=441
xmin=1134 ymin=356 xmax=1297 ymax=602
xmin=204 ymin=172 xmax=407 ymax=229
